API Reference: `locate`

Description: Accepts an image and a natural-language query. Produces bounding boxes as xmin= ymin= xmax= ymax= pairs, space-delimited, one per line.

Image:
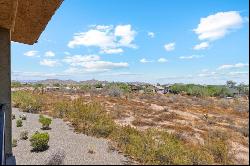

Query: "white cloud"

xmin=179 ymin=55 xmax=204 ymax=59
xmin=115 ymin=24 xmax=137 ymax=48
xmin=40 ymin=59 xmax=60 ymax=67
xmin=44 ymin=51 xmax=55 ymax=57
xmin=193 ymin=42 xmax=209 ymax=50
xmin=24 ymin=50 xmax=38 ymax=57
xmin=148 ymin=32 xmax=155 ymax=38
xmin=68 ymin=24 xmax=136 ymax=54
xmin=68 ymin=30 xmax=115 ymax=49
xmin=140 ymin=58 xmax=154 ymax=63
xmin=217 ymin=63 xmax=249 ymax=70
xmin=164 ymin=42 xmax=175 ymax=51
xmin=194 ymin=11 xmax=244 ymax=41
xmin=229 ymin=71 xmax=249 ymax=76
xmin=158 ymin=58 xmax=168 ymax=63
xmin=94 ymin=25 xmax=113 ymax=31
xmin=63 ymin=55 xmax=101 ymax=66
xmin=63 ymin=54 xmax=129 ymax=72
xmin=198 ymin=72 xmax=217 ymax=77
xmin=100 ymin=48 xmax=124 ymax=54
xmin=12 ymin=71 xmax=68 ymax=78
xmin=82 ymin=61 xmax=128 ymax=70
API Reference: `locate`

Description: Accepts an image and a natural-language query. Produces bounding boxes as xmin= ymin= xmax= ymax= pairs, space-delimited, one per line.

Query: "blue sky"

xmin=12 ymin=0 xmax=249 ymax=84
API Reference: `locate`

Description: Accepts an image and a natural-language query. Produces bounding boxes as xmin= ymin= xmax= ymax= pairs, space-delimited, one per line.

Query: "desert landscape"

xmin=10 ymin=79 xmax=249 ymax=165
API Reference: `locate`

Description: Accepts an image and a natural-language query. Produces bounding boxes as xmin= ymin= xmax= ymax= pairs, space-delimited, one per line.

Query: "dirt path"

xmin=11 ymin=108 xmax=131 ymax=165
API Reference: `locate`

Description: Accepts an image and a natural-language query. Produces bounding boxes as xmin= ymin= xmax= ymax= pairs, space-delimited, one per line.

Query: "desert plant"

xmin=30 ymin=132 xmax=49 ymax=152
xmin=19 ymin=114 xmax=27 ymax=120
xmin=12 ymin=114 xmax=16 ymax=120
xmin=204 ymin=130 xmax=232 ymax=164
xmin=20 ymin=131 xmax=29 ymax=140
xmin=46 ymin=149 xmax=66 ymax=165
xmin=39 ymin=115 xmax=52 ymax=130
xmin=12 ymin=91 xmax=42 ymax=113
xmin=69 ymin=100 xmax=116 ymax=138
xmin=108 ymin=86 xmax=123 ymax=97
xmin=16 ymin=119 xmax=23 ymax=127
xmin=12 ymin=139 xmax=17 ymax=147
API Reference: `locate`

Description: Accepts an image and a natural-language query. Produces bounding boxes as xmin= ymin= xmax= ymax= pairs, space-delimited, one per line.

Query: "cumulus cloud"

xmin=217 ymin=63 xmax=249 ymax=70
xmin=115 ymin=25 xmax=137 ymax=48
xmin=24 ymin=50 xmax=38 ymax=57
xmin=140 ymin=58 xmax=154 ymax=63
xmin=164 ymin=42 xmax=175 ymax=51
xmin=68 ymin=24 xmax=136 ymax=54
xmin=63 ymin=55 xmax=101 ymax=66
xmin=158 ymin=58 xmax=168 ymax=63
xmin=194 ymin=11 xmax=244 ymax=41
xmin=193 ymin=42 xmax=209 ymax=50
xmin=40 ymin=59 xmax=60 ymax=67
xmin=44 ymin=51 xmax=55 ymax=57
xmin=63 ymin=54 xmax=129 ymax=73
xmin=148 ymin=32 xmax=155 ymax=38
xmin=179 ymin=55 xmax=204 ymax=59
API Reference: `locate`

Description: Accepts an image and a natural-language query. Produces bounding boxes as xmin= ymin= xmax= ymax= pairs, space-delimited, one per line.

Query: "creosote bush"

xmin=16 ymin=119 xmax=23 ymax=127
xmin=12 ymin=91 xmax=42 ymax=113
xmin=12 ymin=91 xmax=235 ymax=165
xmin=67 ymin=99 xmax=116 ymax=138
xmin=39 ymin=115 xmax=52 ymax=130
xmin=20 ymin=131 xmax=29 ymax=140
xmin=30 ymin=132 xmax=50 ymax=152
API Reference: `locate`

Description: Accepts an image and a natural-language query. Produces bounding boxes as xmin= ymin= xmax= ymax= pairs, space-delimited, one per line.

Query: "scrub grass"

xmin=12 ymin=91 xmax=233 ymax=164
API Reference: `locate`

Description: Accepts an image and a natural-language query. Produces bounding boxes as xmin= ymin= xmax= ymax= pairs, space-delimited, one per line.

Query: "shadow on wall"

xmin=6 ymin=155 xmax=16 ymax=165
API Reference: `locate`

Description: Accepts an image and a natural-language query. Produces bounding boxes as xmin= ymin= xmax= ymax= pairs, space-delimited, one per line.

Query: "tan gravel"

xmin=10 ymin=108 xmax=131 ymax=165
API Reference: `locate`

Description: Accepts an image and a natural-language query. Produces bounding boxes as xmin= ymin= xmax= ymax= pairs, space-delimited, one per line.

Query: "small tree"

xmin=226 ymin=80 xmax=236 ymax=89
xmin=30 ymin=132 xmax=49 ymax=151
xmin=39 ymin=115 xmax=52 ymax=130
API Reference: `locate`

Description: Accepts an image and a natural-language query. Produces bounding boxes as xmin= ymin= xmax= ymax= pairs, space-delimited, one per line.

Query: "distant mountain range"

xmin=12 ymin=79 xmax=154 ymax=86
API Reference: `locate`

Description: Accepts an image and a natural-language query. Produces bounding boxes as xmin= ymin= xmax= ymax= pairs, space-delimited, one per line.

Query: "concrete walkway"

xmin=10 ymin=108 xmax=131 ymax=165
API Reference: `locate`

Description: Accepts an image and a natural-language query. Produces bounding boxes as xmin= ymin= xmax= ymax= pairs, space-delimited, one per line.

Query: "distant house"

xmin=130 ymin=85 xmax=141 ymax=92
xmin=152 ymin=84 xmax=174 ymax=94
xmin=45 ymin=86 xmax=60 ymax=92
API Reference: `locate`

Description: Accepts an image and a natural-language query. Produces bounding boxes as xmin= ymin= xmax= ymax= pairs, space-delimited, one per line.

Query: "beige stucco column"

xmin=0 ymin=27 xmax=12 ymax=156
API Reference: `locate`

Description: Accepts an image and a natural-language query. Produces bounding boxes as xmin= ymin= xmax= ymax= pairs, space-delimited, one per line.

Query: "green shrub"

xmin=111 ymin=127 xmax=214 ymax=165
xmin=20 ymin=131 xmax=29 ymax=140
xmin=39 ymin=115 xmax=52 ymax=130
xmin=12 ymin=139 xmax=17 ymax=147
xmin=204 ymin=130 xmax=232 ymax=164
xmin=53 ymin=101 xmax=70 ymax=118
xmin=16 ymin=119 xmax=23 ymax=127
xmin=12 ymin=91 xmax=42 ymax=113
xmin=11 ymin=81 xmax=22 ymax=88
xmin=69 ymin=100 xmax=116 ymax=138
xmin=30 ymin=132 xmax=49 ymax=152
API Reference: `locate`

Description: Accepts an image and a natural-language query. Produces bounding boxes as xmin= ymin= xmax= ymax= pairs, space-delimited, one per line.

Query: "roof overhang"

xmin=0 ymin=0 xmax=63 ymax=45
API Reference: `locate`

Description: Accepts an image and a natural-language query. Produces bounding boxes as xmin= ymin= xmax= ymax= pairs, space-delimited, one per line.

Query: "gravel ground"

xmin=10 ymin=108 xmax=131 ymax=165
